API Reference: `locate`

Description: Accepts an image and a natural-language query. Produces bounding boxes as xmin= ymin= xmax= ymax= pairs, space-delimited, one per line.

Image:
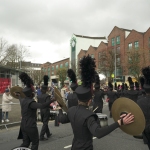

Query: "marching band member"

xmin=58 ymin=55 xmax=134 ymax=150
xmin=16 ymin=72 xmax=54 ymax=150
xmin=67 ymin=69 xmax=78 ymax=108
xmin=37 ymin=75 xmax=53 ymax=141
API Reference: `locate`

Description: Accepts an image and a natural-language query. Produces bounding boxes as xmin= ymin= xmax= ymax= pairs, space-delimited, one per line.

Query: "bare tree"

xmin=5 ymin=44 xmax=30 ymax=69
xmin=0 ymin=37 xmax=9 ymax=65
xmin=56 ymin=67 xmax=67 ymax=88
xmin=125 ymin=48 xmax=148 ymax=82
xmin=30 ymin=69 xmax=45 ymax=85
xmin=98 ymin=49 xmax=115 ymax=81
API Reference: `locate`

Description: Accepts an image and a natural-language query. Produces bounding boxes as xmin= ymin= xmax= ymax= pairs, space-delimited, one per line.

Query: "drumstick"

xmin=93 ymin=106 xmax=98 ymax=112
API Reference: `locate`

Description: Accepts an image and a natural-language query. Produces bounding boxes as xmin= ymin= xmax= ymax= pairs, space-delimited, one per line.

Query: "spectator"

xmin=1 ymin=89 xmax=13 ymax=123
xmin=37 ymin=86 xmax=42 ymax=96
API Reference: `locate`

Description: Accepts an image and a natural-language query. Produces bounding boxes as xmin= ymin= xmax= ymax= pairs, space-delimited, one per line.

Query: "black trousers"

xmin=40 ymin=112 xmax=50 ymax=139
xmin=21 ymin=126 xmax=39 ymax=150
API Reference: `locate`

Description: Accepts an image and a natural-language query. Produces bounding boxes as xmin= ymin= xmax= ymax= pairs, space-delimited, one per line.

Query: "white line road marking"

xmin=64 ymin=137 xmax=97 ymax=148
xmin=64 ymin=145 xmax=72 ymax=148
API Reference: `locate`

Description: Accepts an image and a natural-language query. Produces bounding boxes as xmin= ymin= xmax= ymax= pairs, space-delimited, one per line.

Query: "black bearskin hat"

xmin=142 ymin=66 xmax=150 ymax=93
xmin=115 ymin=82 xmax=117 ymax=90
xmin=94 ymin=71 xmax=100 ymax=89
xmin=19 ymin=72 xmax=34 ymax=97
xmin=67 ymin=69 xmax=78 ymax=91
xmin=122 ymin=83 xmax=124 ymax=90
xmin=108 ymin=81 xmax=113 ymax=90
xmin=75 ymin=55 xmax=96 ymax=102
xmin=139 ymin=76 xmax=145 ymax=89
xmin=42 ymin=75 xmax=49 ymax=91
xmin=128 ymin=77 xmax=134 ymax=88
xmin=124 ymin=83 xmax=128 ymax=90
xmin=135 ymin=81 xmax=139 ymax=90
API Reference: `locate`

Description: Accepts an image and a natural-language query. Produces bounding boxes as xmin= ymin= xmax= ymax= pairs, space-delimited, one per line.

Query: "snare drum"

xmin=96 ymin=113 xmax=108 ymax=127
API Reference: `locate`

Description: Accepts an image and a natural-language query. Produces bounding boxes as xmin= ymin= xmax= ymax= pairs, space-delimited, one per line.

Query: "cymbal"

xmin=54 ymin=87 xmax=62 ymax=97
xmin=54 ymin=88 xmax=68 ymax=112
xmin=10 ymin=86 xmax=25 ymax=99
xmin=111 ymin=97 xmax=145 ymax=136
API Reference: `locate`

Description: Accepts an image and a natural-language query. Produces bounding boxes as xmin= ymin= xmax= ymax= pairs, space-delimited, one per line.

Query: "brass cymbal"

xmin=54 ymin=87 xmax=68 ymax=112
xmin=10 ymin=86 xmax=25 ymax=99
xmin=111 ymin=97 xmax=145 ymax=136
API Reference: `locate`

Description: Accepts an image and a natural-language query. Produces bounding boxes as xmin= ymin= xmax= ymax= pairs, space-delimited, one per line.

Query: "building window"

xmin=65 ymin=62 xmax=69 ymax=68
xmin=116 ymin=36 xmax=120 ymax=45
xmin=116 ymin=68 xmax=122 ymax=76
xmin=116 ymin=47 xmax=120 ymax=54
xmin=134 ymin=41 xmax=139 ymax=49
xmin=91 ymin=54 xmax=94 ymax=58
xmin=116 ymin=57 xmax=121 ymax=66
xmin=128 ymin=43 xmax=132 ymax=50
xmin=52 ymin=72 xmax=54 ymax=75
xmin=112 ymin=38 xmax=115 ymax=46
xmin=149 ymin=37 xmax=150 ymax=48
xmin=98 ymin=52 xmax=101 ymax=59
xmin=52 ymin=66 xmax=54 ymax=71
xmin=56 ymin=65 xmax=58 ymax=70
xmin=60 ymin=64 xmax=63 ymax=68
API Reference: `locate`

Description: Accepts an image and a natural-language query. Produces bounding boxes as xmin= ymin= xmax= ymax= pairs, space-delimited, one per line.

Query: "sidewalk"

xmin=0 ymin=95 xmax=21 ymax=127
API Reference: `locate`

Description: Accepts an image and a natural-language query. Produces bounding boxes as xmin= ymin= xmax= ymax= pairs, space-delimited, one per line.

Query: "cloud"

xmin=0 ymin=0 xmax=150 ymax=63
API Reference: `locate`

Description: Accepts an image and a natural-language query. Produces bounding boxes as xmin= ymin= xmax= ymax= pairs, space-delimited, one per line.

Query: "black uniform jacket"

xmin=122 ymin=89 xmax=139 ymax=102
xmin=106 ymin=90 xmax=119 ymax=103
xmin=137 ymin=95 xmax=150 ymax=125
xmin=18 ymin=97 xmax=52 ymax=139
xmin=67 ymin=92 xmax=78 ymax=108
xmin=37 ymin=94 xmax=51 ymax=122
xmin=58 ymin=105 xmax=119 ymax=150
xmin=93 ymin=90 xmax=104 ymax=113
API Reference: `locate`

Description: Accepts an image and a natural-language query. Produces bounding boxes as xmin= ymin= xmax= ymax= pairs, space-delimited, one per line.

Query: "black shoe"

xmin=47 ymin=133 xmax=52 ymax=138
xmin=40 ymin=137 xmax=48 ymax=141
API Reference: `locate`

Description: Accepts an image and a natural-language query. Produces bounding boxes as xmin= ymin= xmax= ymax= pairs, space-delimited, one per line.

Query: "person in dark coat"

xmin=106 ymin=81 xmax=119 ymax=118
xmin=37 ymin=75 xmax=52 ymax=141
xmin=92 ymin=72 xmax=104 ymax=113
xmin=67 ymin=69 xmax=78 ymax=108
xmin=16 ymin=72 xmax=54 ymax=150
xmin=58 ymin=55 xmax=134 ymax=150
xmin=137 ymin=66 xmax=150 ymax=149
xmin=122 ymin=77 xmax=139 ymax=102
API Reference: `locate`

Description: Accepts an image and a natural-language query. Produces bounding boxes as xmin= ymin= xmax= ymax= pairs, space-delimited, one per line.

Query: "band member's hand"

xmin=118 ymin=113 xmax=134 ymax=126
xmin=14 ymin=92 xmax=20 ymax=96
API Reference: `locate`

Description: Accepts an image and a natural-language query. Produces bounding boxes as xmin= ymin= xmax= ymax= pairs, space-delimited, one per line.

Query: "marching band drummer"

xmin=58 ymin=55 xmax=134 ymax=150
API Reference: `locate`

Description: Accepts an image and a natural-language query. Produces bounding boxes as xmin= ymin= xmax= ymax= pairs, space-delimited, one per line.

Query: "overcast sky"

xmin=0 ymin=0 xmax=150 ymax=64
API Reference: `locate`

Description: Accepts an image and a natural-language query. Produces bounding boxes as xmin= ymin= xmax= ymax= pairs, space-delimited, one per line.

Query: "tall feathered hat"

xmin=19 ymin=72 xmax=34 ymax=97
xmin=128 ymin=77 xmax=134 ymax=88
xmin=135 ymin=81 xmax=139 ymax=90
xmin=75 ymin=55 xmax=96 ymax=102
xmin=42 ymin=75 xmax=49 ymax=90
xmin=94 ymin=71 xmax=100 ymax=89
xmin=139 ymin=76 xmax=145 ymax=89
xmin=67 ymin=69 xmax=78 ymax=91
xmin=108 ymin=81 xmax=113 ymax=90
xmin=115 ymin=82 xmax=117 ymax=90
xmin=142 ymin=66 xmax=150 ymax=93
xmin=124 ymin=83 xmax=128 ymax=90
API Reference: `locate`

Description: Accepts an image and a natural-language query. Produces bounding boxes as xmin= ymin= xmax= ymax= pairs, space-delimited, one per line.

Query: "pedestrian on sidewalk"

xmin=1 ymin=89 xmax=13 ymax=123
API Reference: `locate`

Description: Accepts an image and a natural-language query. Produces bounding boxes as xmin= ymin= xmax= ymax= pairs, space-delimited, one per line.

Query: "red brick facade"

xmin=41 ymin=58 xmax=69 ymax=77
xmin=77 ymin=26 xmax=150 ymax=79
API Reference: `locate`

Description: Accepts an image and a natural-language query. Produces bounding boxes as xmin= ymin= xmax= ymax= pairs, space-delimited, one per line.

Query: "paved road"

xmin=0 ymin=104 xmax=148 ymax=150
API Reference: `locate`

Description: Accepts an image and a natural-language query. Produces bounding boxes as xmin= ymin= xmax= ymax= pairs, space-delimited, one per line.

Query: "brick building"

xmin=77 ymin=26 xmax=150 ymax=82
xmin=41 ymin=58 xmax=69 ymax=84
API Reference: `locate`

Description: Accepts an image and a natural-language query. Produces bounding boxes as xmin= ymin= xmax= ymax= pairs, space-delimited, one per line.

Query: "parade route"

xmin=0 ymin=105 xmax=148 ymax=150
